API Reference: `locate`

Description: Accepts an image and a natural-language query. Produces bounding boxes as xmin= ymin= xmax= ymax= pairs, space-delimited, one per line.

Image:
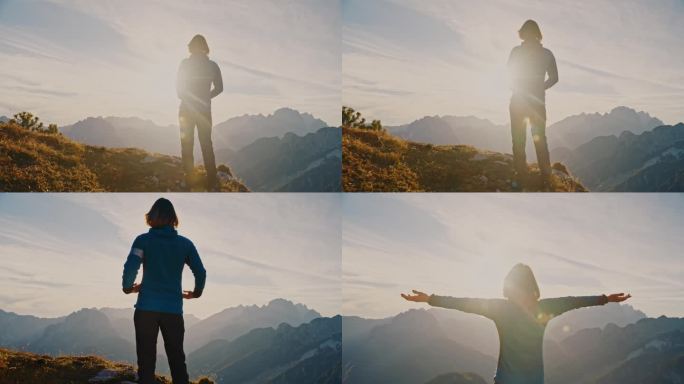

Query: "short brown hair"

xmin=188 ymin=34 xmax=210 ymax=55
xmin=503 ymin=263 xmax=540 ymax=300
xmin=519 ymin=19 xmax=542 ymax=41
xmin=145 ymin=198 xmax=179 ymax=228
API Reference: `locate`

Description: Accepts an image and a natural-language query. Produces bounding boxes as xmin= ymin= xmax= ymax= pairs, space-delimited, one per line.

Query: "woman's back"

xmin=123 ymin=225 xmax=206 ymax=314
xmin=428 ymin=295 xmax=607 ymax=384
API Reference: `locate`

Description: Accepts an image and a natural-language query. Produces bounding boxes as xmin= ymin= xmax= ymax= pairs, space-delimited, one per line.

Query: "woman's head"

xmin=188 ymin=34 xmax=210 ymax=55
xmin=146 ymin=198 xmax=179 ymax=228
xmin=503 ymin=263 xmax=540 ymax=303
xmin=518 ymin=19 xmax=542 ymax=42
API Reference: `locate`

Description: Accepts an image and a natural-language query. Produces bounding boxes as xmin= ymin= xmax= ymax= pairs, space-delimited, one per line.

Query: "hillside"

xmin=342 ymin=310 xmax=497 ymax=384
xmin=217 ymin=127 xmax=342 ymax=192
xmin=555 ymin=123 xmax=684 ymax=191
xmin=343 ymin=126 xmax=586 ymax=192
xmin=0 ymin=120 xmax=247 ymax=192
xmin=188 ymin=316 xmax=342 ymax=384
xmin=0 ymin=348 xmax=213 ymax=384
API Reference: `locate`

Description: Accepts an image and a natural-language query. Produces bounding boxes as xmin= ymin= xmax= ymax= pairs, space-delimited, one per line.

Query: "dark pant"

xmin=134 ymin=309 xmax=189 ymax=384
xmin=509 ymin=96 xmax=551 ymax=179
xmin=179 ymin=107 xmax=217 ymax=190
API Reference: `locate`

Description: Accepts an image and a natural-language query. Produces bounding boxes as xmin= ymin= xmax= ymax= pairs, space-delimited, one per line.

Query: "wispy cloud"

xmin=343 ymin=0 xmax=684 ymax=125
xmin=343 ymin=194 xmax=684 ymax=319
xmin=0 ymin=0 xmax=340 ymax=125
xmin=0 ymin=194 xmax=341 ymax=318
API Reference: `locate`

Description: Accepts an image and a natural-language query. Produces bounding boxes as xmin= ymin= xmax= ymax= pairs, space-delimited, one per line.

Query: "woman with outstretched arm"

xmin=401 ymin=263 xmax=630 ymax=384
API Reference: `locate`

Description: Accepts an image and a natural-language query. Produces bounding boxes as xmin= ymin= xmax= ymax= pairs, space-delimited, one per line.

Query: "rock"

xmin=88 ymin=368 xmax=135 ymax=383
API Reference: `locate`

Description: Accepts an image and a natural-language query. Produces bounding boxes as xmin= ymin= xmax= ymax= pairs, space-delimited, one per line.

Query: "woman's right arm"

xmin=401 ymin=290 xmax=501 ymax=318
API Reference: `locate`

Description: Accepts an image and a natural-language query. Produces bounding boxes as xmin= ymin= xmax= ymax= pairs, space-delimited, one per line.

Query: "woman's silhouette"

xmin=401 ymin=263 xmax=630 ymax=384
xmin=122 ymin=198 xmax=207 ymax=384
xmin=177 ymin=34 xmax=223 ymax=191
xmin=508 ymin=20 xmax=558 ymax=189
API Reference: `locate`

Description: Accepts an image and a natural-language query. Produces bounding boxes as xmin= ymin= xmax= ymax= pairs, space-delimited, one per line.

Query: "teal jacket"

xmin=122 ymin=226 xmax=206 ymax=314
xmin=429 ymin=294 xmax=607 ymax=384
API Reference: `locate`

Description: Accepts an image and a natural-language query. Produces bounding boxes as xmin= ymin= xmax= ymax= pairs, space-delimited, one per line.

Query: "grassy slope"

xmin=0 ymin=122 xmax=247 ymax=192
xmin=0 ymin=348 xmax=213 ymax=384
xmin=343 ymin=127 xmax=586 ymax=192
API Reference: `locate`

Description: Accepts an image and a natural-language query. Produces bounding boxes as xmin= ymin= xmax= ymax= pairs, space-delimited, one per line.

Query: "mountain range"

xmin=56 ymin=108 xmax=339 ymax=191
xmin=553 ymin=123 xmax=684 ymax=191
xmin=217 ymin=127 xmax=341 ymax=191
xmin=0 ymin=299 xmax=339 ymax=383
xmin=342 ymin=304 xmax=679 ymax=384
xmin=371 ymin=106 xmax=684 ymax=191
xmin=388 ymin=106 xmax=663 ymax=154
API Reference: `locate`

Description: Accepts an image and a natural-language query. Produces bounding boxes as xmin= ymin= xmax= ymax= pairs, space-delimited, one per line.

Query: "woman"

xmin=401 ymin=263 xmax=630 ymax=384
xmin=177 ymin=34 xmax=223 ymax=191
xmin=122 ymin=198 xmax=207 ymax=384
xmin=508 ymin=20 xmax=558 ymax=189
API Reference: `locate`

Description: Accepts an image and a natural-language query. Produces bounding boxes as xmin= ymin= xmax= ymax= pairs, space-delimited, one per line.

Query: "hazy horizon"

xmin=0 ymin=194 xmax=341 ymax=318
xmin=0 ymin=0 xmax=341 ymax=126
xmin=343 ymin=194 xmax=684 ymax=319
xmin=343 ymin=0 xmax=684 ymax=126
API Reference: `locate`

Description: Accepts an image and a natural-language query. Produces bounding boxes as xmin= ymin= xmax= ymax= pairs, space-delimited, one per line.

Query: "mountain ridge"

xmin=387 ymin=106 xmax=664 ymax=153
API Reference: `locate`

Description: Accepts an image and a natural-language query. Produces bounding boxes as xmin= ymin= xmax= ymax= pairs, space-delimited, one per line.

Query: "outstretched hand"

xmin=401 ymin=290 xmax=430 ymax=303
xmin=606 ymin=293 xmax=631 ymax=303
xmin=183 ymin=290 xmax=196 ymax=299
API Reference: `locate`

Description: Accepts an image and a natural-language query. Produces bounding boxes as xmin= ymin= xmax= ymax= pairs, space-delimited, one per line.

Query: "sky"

xmin=0 ymin=0 xmax=341 ymax=126
xmin=343 ymin=0 xmax=684 ymax=126
xmin=343 ymin=194 xmax=684 ymax=319
xmin=0 ymin=193 xmax=341 ymax=319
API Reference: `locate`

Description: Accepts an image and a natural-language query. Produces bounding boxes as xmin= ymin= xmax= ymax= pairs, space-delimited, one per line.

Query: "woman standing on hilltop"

xmin=401 ymin=263 xmax=631 ymax=384
xmin=508 ymin=20 xmax=558 ymax=190
xmin=177 ymin=34 xmax=223 ymax=191
xmin=122 ymin=198 xmax=207 ymax=384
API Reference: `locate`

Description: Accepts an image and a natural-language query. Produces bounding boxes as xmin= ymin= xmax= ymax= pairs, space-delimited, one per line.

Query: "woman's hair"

xmin=518 ymin=19 xmax=542 ymax=41
xmin=503 ymin=263 xmax=540 ymax=300
xmin=188 ymin=34 xmax=210 ymax=55
xmin=145 ymin=198 xmax=179 ymax=228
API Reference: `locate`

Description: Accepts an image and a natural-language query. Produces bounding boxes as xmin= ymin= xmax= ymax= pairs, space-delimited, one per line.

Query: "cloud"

xmin=343 ymin=0 xmax=684 ymax=125
xmin=0 ymin=0 xmax=341 ymax=126
xmin=0 ymin=194 xmax=341 ymax=318
xmin=343 ymin=194 xmax=684 ymax=319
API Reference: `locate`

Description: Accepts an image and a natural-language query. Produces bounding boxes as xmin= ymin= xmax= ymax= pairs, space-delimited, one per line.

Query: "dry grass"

xmin=0 ymin=348 xmax=214 ymax=384
xmin=343 ymin=127 xmax=586 ymax=192
xmin=0 ymin=122 xmax=247 ymax=192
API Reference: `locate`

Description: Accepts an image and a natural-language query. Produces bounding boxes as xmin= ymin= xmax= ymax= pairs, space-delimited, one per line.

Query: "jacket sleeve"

xmin=176 ymin=61 xmax=187 ymax=100
xmin=545 ymin=50 xmax=559 ymax=89
xmin=185 ymin=240 xmax=207 ymax=297
xmin=507 ymin=47 xmax=519 ymax=91
xmin=542 ymin=295 xmax=608 ymax=317
xmin=122 ymin=236 xmax=144 ymax=293
xmin=428 ymin=295 xmax=503 ymax=319
xmin=210 ymin=62 xmax=223 ymax=98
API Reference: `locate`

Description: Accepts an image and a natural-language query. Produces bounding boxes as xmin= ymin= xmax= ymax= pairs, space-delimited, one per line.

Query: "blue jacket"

xmin=429 ymin=295 xmax=607 ymax=384
xmin=122 ymin=226 xmax=206 ymax=314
